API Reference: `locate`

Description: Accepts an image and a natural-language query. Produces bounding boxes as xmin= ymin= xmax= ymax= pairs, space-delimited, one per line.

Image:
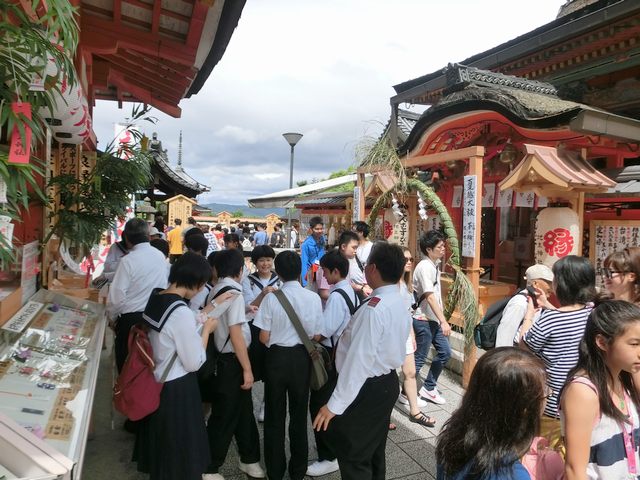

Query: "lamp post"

xmin=282 ymin=132 xmax=303 ymax=248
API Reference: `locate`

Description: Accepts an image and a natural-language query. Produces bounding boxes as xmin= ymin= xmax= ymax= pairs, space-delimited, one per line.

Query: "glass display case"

xmin=0 ymin=289 xmax=106 ymax=479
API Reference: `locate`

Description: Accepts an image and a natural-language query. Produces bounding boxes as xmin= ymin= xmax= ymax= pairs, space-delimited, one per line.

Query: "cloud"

xmin=91 ymin=0 xmax=564 ymax=206
xmin=215 ymin=125 xmax=260 ymax=144
xmin=254 ymin=173 xmax=284 ymax=180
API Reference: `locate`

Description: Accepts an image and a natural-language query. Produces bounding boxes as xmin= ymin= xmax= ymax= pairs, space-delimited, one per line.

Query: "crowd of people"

xmin=104 ymin=214 xmax=640 ymax=480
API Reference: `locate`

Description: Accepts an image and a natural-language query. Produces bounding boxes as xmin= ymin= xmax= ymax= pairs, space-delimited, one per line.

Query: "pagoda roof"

xmin=148 ymin=133 xmax=210 ymax=198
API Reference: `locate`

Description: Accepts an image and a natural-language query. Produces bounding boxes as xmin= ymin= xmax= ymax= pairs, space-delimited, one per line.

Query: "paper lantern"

xmin=534 ymin=207 xmax=580 ymax=267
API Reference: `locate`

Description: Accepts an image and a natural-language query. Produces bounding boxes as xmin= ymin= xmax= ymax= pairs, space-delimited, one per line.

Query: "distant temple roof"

xmin=148 ymin=132 xmax=210 ymax=198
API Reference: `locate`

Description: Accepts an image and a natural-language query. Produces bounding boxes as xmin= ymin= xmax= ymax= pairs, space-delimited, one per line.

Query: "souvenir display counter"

xmin=0 ymin=289 xmax=106 ymax=479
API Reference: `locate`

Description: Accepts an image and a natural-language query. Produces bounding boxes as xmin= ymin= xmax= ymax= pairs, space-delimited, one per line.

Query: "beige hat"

xmin=525 ymin=264 xmax=554 ymax=282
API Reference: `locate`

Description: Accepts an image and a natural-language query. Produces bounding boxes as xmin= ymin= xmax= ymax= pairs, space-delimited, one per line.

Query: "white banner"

xmin=352 ymin=186 xmax=361 ymax=223
xmin=462 ymin=175 xmax=477 ymax=258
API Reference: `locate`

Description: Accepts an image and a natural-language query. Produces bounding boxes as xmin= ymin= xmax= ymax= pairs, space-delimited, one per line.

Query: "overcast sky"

xmin=93 ymin=0 xmax=565 ymax=206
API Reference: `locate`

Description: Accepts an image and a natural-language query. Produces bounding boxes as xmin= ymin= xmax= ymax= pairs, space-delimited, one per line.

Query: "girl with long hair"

xmin=562 ymin=300 xmax=640 ymax=479
xmin=397 ymin=246 xmax=435 ymax=428
xmin=436 ymin=347 xmax=548 ymax=479
xmin=602 ymin=247 xmax=640 ymax=304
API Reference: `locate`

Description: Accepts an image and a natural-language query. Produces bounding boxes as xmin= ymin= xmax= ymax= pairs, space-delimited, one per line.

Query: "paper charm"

xmin=0 ymin=178 xmax=6 ymax=203
xmin=9 ymin=102 xmax=32 ymax=164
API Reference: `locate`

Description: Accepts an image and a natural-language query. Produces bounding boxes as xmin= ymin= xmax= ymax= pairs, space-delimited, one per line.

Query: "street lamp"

xmin=283 ymin=132 xmax=303 ymax=248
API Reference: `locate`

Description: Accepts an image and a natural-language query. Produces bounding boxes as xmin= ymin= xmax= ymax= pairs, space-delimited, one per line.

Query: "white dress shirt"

xmin=253 ymin=281 xmax=322 ymax=347
xmin=328 ymin=284 xmax=411 ymax=415
xmin=348 ymin=257 xmax=366 ymax=286
xmin=321 ymin=279 xmax=357 ymax=348
xmin=189 ymin=284 xmax=212 ymax=312
xmin=208 ymin=277 xmax=250 ymax=353
xmin=149 ymin=304 xmax=206 ymax=382
xmin=356 ymin=241 xmax=372 ymax=265
xmin=103 ymin=241 xmax=127 ymax=282
xmin=107 ymin=242 xmax=168 ymax=319
xmin=412 ymin=257 xmax=442 ymax=322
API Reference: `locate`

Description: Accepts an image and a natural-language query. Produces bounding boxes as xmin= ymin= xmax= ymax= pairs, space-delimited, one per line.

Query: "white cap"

xmin=525 ymin=264 xmax=554 ymax=283
xmin=149 ymin=227 xmax=161 ymax=237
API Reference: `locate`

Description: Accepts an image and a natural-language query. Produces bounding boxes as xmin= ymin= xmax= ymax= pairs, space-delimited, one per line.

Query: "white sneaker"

xmin=256 ymin=400 xmax=265 ymax=422
xmin=239 ymin=462 xmax=266 ymax=478
xmin=202 ymin=474 xmax=224 ymax=480
xmin=398 ymin=393 xmax=428 ymax=408
xmin=420 ymin=387 xmax=446 ymax=405
xmin=306 ymin=459 xmax=339 ymax=477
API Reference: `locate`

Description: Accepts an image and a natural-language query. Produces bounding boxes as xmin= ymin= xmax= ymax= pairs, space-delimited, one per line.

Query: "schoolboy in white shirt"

xmin=254 ymin=251 xmax=322 ymax=480
xmin=203 ymin=249 xmax=264 ymax=480
xmin=313 ymin=242 xmax=411 ymax=480
xmin=307 ymin=250 xmax=359 ymax=477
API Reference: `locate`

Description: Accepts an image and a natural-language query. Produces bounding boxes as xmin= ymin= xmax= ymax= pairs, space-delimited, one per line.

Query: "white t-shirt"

xmin=208 ymin=277 xmax=251 ymax=353
xmin=356 ymin=241 xmax=373 ymax=265
xmin=412 ymin=257 xmax=442 ymax=322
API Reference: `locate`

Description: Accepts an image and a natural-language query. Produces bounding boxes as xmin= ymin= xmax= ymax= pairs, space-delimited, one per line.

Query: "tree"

xmin=231 ymin=210 xmax=244 ymax=218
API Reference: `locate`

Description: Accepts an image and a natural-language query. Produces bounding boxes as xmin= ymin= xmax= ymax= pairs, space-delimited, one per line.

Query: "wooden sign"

xmin=589 ymin=220 xmax=640 ymax=286
xmin=462 ymin=175 xmax=477 ymax=258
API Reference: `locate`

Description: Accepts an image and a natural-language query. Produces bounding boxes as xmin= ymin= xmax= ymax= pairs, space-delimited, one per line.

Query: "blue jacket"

xmin=300 ymin=235 xmax=325 ymax=287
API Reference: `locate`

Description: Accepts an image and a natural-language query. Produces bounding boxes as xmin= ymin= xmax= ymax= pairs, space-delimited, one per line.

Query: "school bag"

xmin=273 ymin=289 xmax=331 ymax=390
xmin=197 ymin=285 xmax=240 ymax=381
xmin=113 ymin=324 xmax=178 ymax=421
xmin=332 ymin=288 xmax=358 ymax=315
xmin=474 ymin=291 xmax=527 ymax=350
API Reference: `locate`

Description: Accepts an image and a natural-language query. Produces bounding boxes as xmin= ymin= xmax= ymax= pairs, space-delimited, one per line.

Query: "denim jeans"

xmin=413 ymin=318 xmax=452 ymax=391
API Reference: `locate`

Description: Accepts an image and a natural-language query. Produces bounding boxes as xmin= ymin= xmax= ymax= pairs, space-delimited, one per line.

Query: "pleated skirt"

xmin=133 ymin=372 xmax=210 ymax=480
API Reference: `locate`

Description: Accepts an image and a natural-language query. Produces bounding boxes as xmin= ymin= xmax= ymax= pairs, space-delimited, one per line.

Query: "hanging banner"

xmin=9 ymin=102 xmax=32 ymax=164
xmin=0 ymin=178 xmax=7 ymax=203
xmin=352 ymin=186 xmax=361 ymax=223
xmin=482 ymin=183 xmax=496 ymax=208
xmin=21 ymin=241 xmax=39 ymax=303
xmin=390 ymin=216 xmax=409 ymax=247
xmin=497 ymin=188 xmax=514 ymax=208
xmin=452 ymin=185 xmax=463 ymax=208
xmin=515 ymin=191 xmax=535 ymax=208
xmin=462 ymin=175 xmax=478 ymax=258
xmin=0 ymin=215 xmax=14 ymax=250
xmin=537 ymin=196 xmax=549 ymax=208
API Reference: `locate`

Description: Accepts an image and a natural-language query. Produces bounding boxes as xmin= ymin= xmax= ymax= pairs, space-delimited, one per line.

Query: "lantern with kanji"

xmin=534 ymin=206 xmax=580 ymax=267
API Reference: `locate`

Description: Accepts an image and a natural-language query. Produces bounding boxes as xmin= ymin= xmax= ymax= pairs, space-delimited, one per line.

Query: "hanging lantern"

xmin=534 ymin=206 xmax=580 ymax=267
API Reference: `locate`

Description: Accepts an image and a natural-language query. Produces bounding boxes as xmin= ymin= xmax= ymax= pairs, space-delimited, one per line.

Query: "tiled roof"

xmin=148 ymin=136 xmax=210 ymax=196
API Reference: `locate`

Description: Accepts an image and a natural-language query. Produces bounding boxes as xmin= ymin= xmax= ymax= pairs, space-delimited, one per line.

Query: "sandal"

xmin=388 ymin=422 xmax=397 ymax=431
xmin=409 ymin=412 xmax=435 ymax=427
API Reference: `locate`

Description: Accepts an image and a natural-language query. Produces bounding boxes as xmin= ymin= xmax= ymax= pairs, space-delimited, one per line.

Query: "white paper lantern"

xmin=534 ymin=207 xmax=580 ymax=267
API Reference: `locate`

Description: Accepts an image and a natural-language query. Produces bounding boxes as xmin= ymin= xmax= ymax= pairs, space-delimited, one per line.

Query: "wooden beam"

xmin=402 ymin=146 xmax=486 ymax=168
xmin=108 ymin=70 xmax=182 ymax=117
xmin=462 ymin=153 xmax=484 ymax=388
xmin=185 ymin=1 xmax=210 ymax=49
xmin=114 ymin=0 xmax=121 ymax=23
xmin=151 ymin=0 xmax=161 ymax=34
xmin=100 ymin=54 xmax=192 ymax=95
xmin=118 ymin=50 xmax=195 ymax=81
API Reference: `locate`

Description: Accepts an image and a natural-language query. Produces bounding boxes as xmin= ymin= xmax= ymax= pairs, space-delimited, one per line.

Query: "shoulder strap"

xmin=355 ymin=297 xmax=371 ymax=312
xmin=213 ymin=285 xmax=240 ymax=298
xmin=160 ymin=352 xmax=178 ymax=383
xmin=354 ymin=254 xmax=365 ymax=273
xmin=116 ymin=241 xmax=128 ymax=255
xmin=333 ymin=288 xmax=357 ymax=315
xmin=273 ymin=290 xmax=315 ymax=355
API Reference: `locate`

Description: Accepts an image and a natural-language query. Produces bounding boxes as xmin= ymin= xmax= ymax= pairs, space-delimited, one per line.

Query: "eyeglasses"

xmin=406 ymin=257 xmax=414 ymax=262
xmin=602 ymin=267 xmax=629 ymax=279
xmin=543 ymin=386 xmax=554 ymax=400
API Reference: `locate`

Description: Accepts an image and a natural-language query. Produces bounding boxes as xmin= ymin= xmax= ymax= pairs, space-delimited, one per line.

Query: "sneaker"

xmin=397 ymin=393 xmax=428 ymax=408
xmin=420 ymin=387 xmax=446 ymax=405
xmin=202 ymin=474 xmax=224 ymax=480
xmin=256 ymin=400 xmax=265 ymax=423
xmin=239 ymin=462 xmax=266 ymax=478
xmin=306 ymin=459 xmax=339 ymax=477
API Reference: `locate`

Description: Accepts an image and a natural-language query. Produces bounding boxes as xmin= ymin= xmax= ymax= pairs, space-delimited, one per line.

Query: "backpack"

xmin=113 ymin=324 xmax=178 ymax=421
xmin=332 ymin=288 xmax=359 ymax=315
xmin=197 ymin=285 xmax=240 ymax=381
xmin=474 ymin=291 xmax=527 ymax=350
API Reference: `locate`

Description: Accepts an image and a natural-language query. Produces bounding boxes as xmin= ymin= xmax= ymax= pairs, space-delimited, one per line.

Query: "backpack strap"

xmin=354 ymin=254 xmax=365 ymax=273
xmin=160 ymin=352 xmax=178 ymax=383
xmin=211 ymin=285 xmax=240 ymax=349
xmin=332 ymin=288 xmax=358 ymax=315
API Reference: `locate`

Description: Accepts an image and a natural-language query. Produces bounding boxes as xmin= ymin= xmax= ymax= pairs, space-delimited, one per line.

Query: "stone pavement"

xmin=82 ymin=336 xmax=463 ymax=479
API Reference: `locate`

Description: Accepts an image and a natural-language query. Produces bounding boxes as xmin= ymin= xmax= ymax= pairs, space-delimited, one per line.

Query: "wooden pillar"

xmin=462 ymin=154 xmax=484 ymax=387
xmin=575 ymin=192 xmax=585 ymax=255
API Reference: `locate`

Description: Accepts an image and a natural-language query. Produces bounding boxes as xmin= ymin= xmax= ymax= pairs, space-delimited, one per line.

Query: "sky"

xmin=93 ymin=0 xmax=566 ymax=206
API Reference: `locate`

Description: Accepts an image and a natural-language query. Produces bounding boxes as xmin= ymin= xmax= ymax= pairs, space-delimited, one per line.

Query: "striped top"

xmin=523 ymin=306 xmax=592 ymax=418
xmin=560 ymin=377 xmax=640 ymax=480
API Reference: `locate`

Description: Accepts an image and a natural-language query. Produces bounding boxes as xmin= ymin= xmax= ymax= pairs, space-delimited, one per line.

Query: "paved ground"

xmin=82 ymin=335 xmax=463 ymax=479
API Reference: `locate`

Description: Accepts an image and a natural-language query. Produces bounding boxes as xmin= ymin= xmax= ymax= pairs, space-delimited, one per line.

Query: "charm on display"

xmin=391 ymin=195 xmax=404 ymax=220
xmin=417 ymin=192 xmax=428 ymax=220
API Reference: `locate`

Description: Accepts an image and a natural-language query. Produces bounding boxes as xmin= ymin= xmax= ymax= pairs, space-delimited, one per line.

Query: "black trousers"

xmin=206 ymin=353 xmax=260 ymax=473
xmin=327 ymin=370 xmax=399 ymax=480
xmin=308 ymin=346 xmax=337 ymax=462
xmin=264 ymin=345 xmax=310 ymax=480
xmin=248 ymin=321 xmax=267 ymax=381
xmin=115 ymin=312 xmax=144 ymax=373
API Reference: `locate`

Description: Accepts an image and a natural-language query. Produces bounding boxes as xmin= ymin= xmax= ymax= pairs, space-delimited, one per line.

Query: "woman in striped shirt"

xmin=520 ymin=255 xmax=596 ymax=452
xmin=562 ymin=300 xmax=640 ymax=480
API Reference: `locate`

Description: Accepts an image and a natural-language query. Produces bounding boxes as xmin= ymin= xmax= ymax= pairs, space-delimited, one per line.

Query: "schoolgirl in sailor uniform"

xmin=133 ymin=252 xmax=224 ymax=480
